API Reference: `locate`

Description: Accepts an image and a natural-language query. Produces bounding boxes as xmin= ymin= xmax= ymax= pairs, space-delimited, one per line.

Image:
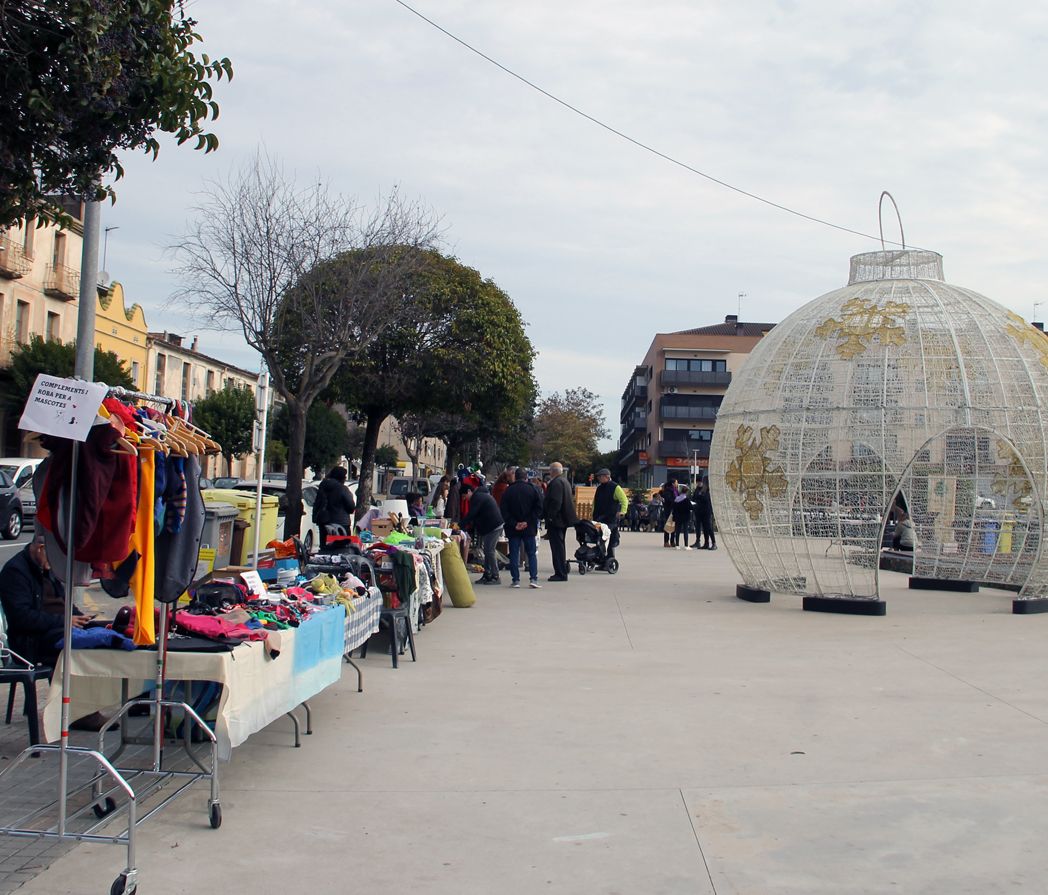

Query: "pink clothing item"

xmin=174 ymin=610 xmax=268 ymax=643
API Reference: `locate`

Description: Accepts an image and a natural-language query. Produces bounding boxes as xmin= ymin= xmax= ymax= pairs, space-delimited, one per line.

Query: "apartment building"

xmin=619 ymin=315 xmax=775 ymax=488
xmin=0 ymin=202 xmax=84 ymax=365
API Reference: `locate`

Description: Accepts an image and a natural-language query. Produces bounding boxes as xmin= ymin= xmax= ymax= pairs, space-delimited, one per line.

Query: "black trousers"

xmin=548 ymin=525 xmax=569 ymax=577
xmin=698 ymin=516 xmax=715 ymax=546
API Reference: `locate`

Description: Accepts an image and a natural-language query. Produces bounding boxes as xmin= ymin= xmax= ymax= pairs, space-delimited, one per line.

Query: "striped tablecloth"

xmin=344 ymin=592 xmax=381 ymax=654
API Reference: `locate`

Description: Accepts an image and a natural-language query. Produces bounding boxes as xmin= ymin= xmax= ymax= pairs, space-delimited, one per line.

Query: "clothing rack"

xmin=0 ymin=385 xmax=221 ymax=895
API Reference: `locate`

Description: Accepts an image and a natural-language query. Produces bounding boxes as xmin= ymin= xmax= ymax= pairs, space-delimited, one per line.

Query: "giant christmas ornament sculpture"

xmin=709 ymin=247 xmax=1048 ymax=613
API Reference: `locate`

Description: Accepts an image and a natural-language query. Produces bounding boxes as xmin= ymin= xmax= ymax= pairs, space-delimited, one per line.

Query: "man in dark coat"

xmin=542 ymin=461 xmax=577 ymax=581
xmin=0 ymin=535 xmax=87 ymax=666
xmin=693 ymin=478 xmax=717 ymax=549
xmin=461 ymin=483 xmax=504 ymax=585
xmin=500 ymin=467 xmax=544 ymax=589
xmin=592 ymin=468 xmax=628 ymax=560
xmin=313 ymin=466 xmax=356 ymax=549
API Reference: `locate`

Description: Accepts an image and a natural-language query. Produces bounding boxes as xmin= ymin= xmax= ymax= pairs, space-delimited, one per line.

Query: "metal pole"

xmin=57 ymin=441 xmax=79 ymax=836
xmin=59 ymin=197 xmax=99 ymax=834
xmin=74 ymin=200 xmax=101 ymax=380
xmin=251 ymin=371 xmax=270 ymax=569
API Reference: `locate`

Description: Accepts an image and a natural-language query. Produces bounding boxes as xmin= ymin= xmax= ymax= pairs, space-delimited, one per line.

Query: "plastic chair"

xmin=2 ymin=649 xmax=51 ymax=747
xmin=354 ymin=555 xmax=416 ymax=669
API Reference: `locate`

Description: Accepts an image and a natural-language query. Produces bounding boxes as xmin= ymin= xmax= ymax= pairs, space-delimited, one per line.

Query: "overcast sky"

xmin=105 ymin=1 xmax=1048 ymax=449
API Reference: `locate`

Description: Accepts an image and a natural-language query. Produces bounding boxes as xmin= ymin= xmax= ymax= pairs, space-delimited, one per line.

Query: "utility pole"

xmin=73 ymin=200 xmax=101 ymax=380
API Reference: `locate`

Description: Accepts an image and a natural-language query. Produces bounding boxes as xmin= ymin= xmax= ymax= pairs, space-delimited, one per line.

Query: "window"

xmin=46 ymin=311 xmax=60 ymax=341
xmin=181 ymin=362 xmax=192 ymax=400
xmin=22 ymin=218 xmax=34 ymax=258
xmin=206 ymin=370 xmax=215 ymax=395
xmin=155 ymin=353 xmax=167 ymax=393
xmin=52 ymin=233 xmax=66 ymax=267
xmin=665 ymin=358 xmax=727 ymax=372
xmin=15 ymin=300 xmax=29 ymax=343
xmin=663 ymin=428 xmax=714 ymax=443
xmin=131 ymin=361 xmax=140 ymax=385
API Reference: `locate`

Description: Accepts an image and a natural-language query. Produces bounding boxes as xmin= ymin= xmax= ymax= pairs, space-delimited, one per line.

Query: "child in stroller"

xmin=572 ymin=520 xmax=620 ymax=575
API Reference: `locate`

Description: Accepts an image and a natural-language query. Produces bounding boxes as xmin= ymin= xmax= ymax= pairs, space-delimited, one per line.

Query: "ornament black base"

xmin=802 ymin=596 xmax=886 ymax=616
xmin=1012 ymin=598 xmax=1048 ymax=615
xmin=736 ymin=584 xmax=771 ymax=603
xmin=908 ymin=577 xmax=979 ymax=592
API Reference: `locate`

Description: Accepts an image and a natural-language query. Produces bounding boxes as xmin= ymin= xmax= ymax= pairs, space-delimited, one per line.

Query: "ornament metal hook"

xmin=878 ymin=191 xmax=905 ymax=251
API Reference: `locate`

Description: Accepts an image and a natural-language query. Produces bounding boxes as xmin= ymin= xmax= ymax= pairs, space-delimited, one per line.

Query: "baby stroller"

xmin=572 ymin=520 xmax=619 ymax=575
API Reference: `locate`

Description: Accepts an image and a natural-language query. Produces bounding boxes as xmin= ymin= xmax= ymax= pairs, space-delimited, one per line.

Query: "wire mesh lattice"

xmin=710 ymin=250 xmax=1048 ymax=602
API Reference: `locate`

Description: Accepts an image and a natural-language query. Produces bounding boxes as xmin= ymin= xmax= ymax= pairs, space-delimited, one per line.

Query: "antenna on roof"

xmin=737 ymin=292 xmax=747 ymax=319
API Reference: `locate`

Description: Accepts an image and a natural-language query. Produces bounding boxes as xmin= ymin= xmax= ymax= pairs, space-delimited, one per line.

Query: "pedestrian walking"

xmin=542 ymin=461 xmax=577 ymax=581
xmin=693 ymin=478 xmax=716 ymax=549
xmin=592 ymin=468 xmax=628 ymax=559
xmin=660 ymin=480 xmax=678 ymax=547
xmin=461 ymin=483 xmax=504 ymax=585
xmin=670 ymin=484 xmax=693 ymax=549
xmin=313 ymin=465 xmax=356 ymax=549
xmin=500 ymin=467 xmax=544 ymax=588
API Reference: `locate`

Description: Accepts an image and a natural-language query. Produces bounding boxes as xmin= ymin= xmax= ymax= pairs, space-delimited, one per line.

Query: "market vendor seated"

xmin=406 ymin=491 xmax=425 ymax=525
xmin=0 ymin=533 xmax=89 ymax=668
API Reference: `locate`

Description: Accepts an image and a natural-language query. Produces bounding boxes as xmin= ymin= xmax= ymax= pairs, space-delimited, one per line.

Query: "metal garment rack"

xmin=0 ymin=386 xmax=221 ymax=895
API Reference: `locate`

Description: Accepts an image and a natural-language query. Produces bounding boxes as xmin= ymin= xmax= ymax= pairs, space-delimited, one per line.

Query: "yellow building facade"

xmin=95 ymin=282 xmax=148 ymax=388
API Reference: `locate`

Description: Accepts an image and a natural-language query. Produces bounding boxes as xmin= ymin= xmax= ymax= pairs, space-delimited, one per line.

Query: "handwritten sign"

xmin=18 ymin=374 xmax=108 ymax=443
xmin=240 ymin=570 xmax=266 ymax=597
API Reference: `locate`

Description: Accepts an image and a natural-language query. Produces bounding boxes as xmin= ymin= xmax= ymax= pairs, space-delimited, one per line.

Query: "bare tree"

xmin=172 ymin=153 xmax=439 ymax=535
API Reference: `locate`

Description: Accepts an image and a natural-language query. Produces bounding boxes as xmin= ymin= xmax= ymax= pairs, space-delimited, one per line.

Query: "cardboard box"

xmin=371 ymin=518 xmax=395 ymax=538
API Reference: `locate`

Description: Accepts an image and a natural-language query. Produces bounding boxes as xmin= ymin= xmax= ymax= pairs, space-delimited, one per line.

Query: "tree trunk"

xmin=283 ymin=399 xmax=308 ymax=538
xmin=355 ymin=408 xmax=389 ymax=519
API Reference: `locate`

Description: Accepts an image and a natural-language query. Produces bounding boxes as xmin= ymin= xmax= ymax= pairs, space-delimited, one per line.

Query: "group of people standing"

xmin=652 ymin=478 xmax=717 ymax=550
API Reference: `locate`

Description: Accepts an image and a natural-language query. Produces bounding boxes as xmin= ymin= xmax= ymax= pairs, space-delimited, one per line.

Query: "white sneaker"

xmin=674 ymin=545 xmax=681 ymax=550
xmin=684 ymin=546 xmax=692 ymax=551
xmin=529 ymin=581 xmax=542 ymax=589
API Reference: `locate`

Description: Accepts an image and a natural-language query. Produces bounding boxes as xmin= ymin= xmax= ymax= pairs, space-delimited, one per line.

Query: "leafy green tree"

xmin=0 ymin=1 xmax=232 ymax=226
xmin=576 ymin=449 xmax=625 ymax=484
xmin=174 ymin=156 xmax=438 ymax=537
xmin=530 ymin=387 xmax=610 ymax=476
xmin=193 ymin=385 xmax=255 ymax=477
xmin=332 ymin=250 xmax=535 ymax=513
xmin=374 ymin=445 xmax=399 ymax=468
xmin=0 ymin=336 xmax=133 ymax=411
xmin=271 ymin=401 xmax=352 ymax=475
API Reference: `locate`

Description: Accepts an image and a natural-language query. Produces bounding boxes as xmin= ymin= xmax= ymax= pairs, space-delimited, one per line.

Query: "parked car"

xmin=212 ymin=476 xmax=242 ymax=489
xmin=0 ymin=468 xmax=25 ymax=539
xmin=234 ymin=480 xmax=321 ymax=552
xmin=0 ymin=458 xmax=42 ymax=522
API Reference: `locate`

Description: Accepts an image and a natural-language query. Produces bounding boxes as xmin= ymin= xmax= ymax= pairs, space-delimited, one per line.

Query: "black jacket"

xmin=693 ymin=490 xmax=713 ymax=522
xmin=500 ymin=480 xmax=543 ymax=537
xmin=543 ymin=475 xmax=578 ymax=529
xmin=0 ymin=546 xmax=76 ymax=664
xmin=593 ymin=481 xmax=622 ymax=526
xmin=671 ymin=495 xmax=693 ymax=522
xmin=314 ymin=476 xmax=356 ymax=527
xmin=462 ymin=487 xmax=504 ymax=537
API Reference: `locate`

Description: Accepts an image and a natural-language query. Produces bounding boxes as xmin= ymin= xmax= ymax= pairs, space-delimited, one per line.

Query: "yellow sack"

xmin=440 ymin=542 xmax=476 ymax=608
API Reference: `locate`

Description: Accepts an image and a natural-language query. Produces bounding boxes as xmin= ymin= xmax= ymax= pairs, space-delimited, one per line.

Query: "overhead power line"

xmin=391 ymin=0 xmax=911 ymax=248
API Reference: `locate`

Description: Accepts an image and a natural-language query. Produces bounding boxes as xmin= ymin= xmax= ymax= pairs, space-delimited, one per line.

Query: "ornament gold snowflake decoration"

xmin=709 ymin=240 xmax=1048 ymax=614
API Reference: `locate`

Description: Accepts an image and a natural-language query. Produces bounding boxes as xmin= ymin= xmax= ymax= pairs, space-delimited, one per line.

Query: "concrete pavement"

xmin=5 ymin=530 xmax=1048 ymax=894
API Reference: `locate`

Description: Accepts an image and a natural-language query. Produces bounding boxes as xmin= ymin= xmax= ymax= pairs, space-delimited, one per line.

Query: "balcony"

xmin=660 ymin=369 xmax=732 ymax=388
xmin=44 ymin=263 xmax=80 ymax=300
xmin=658 ymin=440 xmax=711 ymax=460
xmin=619 ymin=382 xmax=648 ymax=420
xmin=659 ymin=403 xmax=718 ymax=421
xmin=0 ymin=236 xmax=31 ymax=278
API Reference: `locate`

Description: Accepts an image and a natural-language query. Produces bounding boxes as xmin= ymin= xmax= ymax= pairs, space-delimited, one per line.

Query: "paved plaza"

xmin=3 ymin=531 xmax=1048 ymax=894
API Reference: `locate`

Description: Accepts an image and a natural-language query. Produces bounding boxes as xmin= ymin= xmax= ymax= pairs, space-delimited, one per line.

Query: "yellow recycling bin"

xmin=201 ymin=489 xmax=280 ymax=565
xmin=997 ymin=514 xmax=1015 ymax=555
